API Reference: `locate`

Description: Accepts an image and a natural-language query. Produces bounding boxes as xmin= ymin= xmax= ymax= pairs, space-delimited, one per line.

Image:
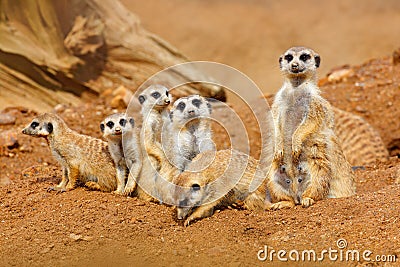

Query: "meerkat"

xmin=22 ymin=113 xmax=117 ymax=192
xmin=135 ymin=84 xmax=174 ymax=202
xmin=332 ymin=107 xmax=388 ymax=166
xmin=100 ymin=113 xmax=142 ymax=195
xmin=163 ymin=95 xmax=215 ymax=171
xmin=173 ymin=149 xmax=269 ymax=226
xmin=268 ymin=46 xmax=355 ymax=209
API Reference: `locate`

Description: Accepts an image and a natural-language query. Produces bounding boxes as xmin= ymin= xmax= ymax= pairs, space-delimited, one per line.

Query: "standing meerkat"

xmin=164 ymin=95 xmax=215 ymax=171
xmin=100 ymin=113 xmax=142 ymax=195
xmin=268 ymin=46 xmax=355 ymax=209
xmin=173 ymin=149 xmax=269 ymax=226
xmin=136 ymin=84 xmax=173 ymax=202
xmin=22 ymin=113 xmax=117 ymax=192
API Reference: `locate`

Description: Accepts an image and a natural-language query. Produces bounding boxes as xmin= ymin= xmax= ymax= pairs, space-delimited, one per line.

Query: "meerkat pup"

xmin=136 ymin=84 xmax=173 ymax=202
xmin=268 ymin=46 xmax=355 ymax=209
xmin=173 ymin=149 xmax=269 ymax=226
xmin=164 ymin=95 xmax=215 ymax=171
xmin=22 ymin=113 xmax=117 ymax=192
xmin=100 ymin=113 xmax=142 ymax=195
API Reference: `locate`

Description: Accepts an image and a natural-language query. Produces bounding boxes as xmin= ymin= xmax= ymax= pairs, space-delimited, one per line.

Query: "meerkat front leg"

xmin=292 ymin=108 xmax=323 ymax=162
xmin=268 ymin=200 xmax=295 ymax=210
xmin=48 ymin=167 xmax=69 ymax=193
xmin=184 ymin=202 xmax=217 ymax=227
xmin=124 ymin=158 xmax=142 ymax=196
xmin=65 ymin=166 xmax=80 ymax=191
xmin=274 ymin=119 xmax=285 ymax=163
xmin=113 ymin=165 xmax=126 ymax=195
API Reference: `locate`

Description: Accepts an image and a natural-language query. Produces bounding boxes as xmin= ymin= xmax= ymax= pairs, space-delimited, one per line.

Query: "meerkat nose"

xmin=188 ymin=110 xmax=195 ymax=114
xmin=296 ymin=195 xmax=301 ymax=204
xmin=115 ymin=127 xmax=121 ymax=132
xmin=165 ymin=99 xmax=170 ymax=104
xmin=291 ymin=62 xmax=299 ymax=69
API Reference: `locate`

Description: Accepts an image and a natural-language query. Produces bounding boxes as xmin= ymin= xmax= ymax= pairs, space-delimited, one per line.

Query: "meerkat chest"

xmin=279 ymin=89 xmax=312 ymax=138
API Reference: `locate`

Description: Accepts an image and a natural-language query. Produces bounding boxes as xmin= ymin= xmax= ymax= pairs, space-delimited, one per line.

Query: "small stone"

xmin=0 ymin=113 xmax=16 ymax=125
xmin=69 ymin=233 xmax=82 ymax=241
xmin=0 ymin=130 xmax=18 ymax=148
xmin=82 ymin=236 xmax=93 ymax=241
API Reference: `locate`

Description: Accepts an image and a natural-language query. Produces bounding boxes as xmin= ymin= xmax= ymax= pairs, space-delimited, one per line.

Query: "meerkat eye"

xmin=165 ymin=90 xmax=169 ymax=96
xmin=191 ymin=184 xmax=201 ymax=191
xmin=177 ymin=102 xmax=186 ymax=111
xmin=284 ymin=54 xmax=293 ymax=62
xmin=192 ymin=99 xmax=202 ymax=108
xmin=298 ymin=177 xmax=303 ymax=183
xmin=119 ymin=118 xmax=126 ymax=127
xmin=285 ymin=179 xmax=291 ymax=184
xmin=106 ymin=121 xmax=114 ymax=129
xmin=100 ymin=123 xmax=105 ymax=132
xmin=30 ymin=121 xmax=39 ymax=129
xmin=129 ymin=118 xmax=135 ymax=127
xmin=300 ymin=53 xmax=311 ymax=62
xmin=151 ymin=92 xmax=161 ymax=99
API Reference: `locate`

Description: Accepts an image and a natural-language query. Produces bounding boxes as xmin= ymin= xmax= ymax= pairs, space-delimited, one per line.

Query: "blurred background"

xmin=122 ymin=0 xmax=400 ymax=93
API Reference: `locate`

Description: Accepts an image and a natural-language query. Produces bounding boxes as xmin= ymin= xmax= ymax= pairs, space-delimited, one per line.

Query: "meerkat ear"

xmin=314 ymin=55 xmax=321 ymax=68
xmin=138 ymin=95 xmax=146 ymax=105
xmin=46 ymin=122 xmax=53 ymax=134
xmin=279 ymin=56 xmax=283 ymax=69
xmin=100 ymin=123 xmax=105 ymax=132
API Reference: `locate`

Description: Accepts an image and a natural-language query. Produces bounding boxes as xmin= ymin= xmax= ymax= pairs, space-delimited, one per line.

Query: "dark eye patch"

xmin=177 ymin=102 xmax=186 ymax=111
xmin=129 ymin=118 xmax=135 ymax=127
xmin=106 ymin=121 xmax=114 ymax=129
xmin=31 ymin=121 xmax=39 ymax=129
xmin=284 ymin=54 xmax=293 ymax=62
xmin=191 ymin=184 xmax=200 ymax=191
xmin=165 ymin=90 xmax=169 ymax=96
xmin=100 ymin=123 xmax=105 ymax=132
xmin=151 ymin=92 xmax=161 ymax=99
xmin=46 ymin=122 xmax=53 ymax=134
xmin=300 ymin=53 xmax=311 ymax=62
xmin=138 ymin=95 xmax=146 ymax=104
xmin=192 ymin=99 xmax=202 ymax=108
xmin=119 ymin=118 xmax=126 ymax=127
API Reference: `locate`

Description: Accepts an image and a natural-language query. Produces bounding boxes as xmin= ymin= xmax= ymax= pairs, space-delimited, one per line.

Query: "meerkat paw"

xmin=274 ymin=149 xmax=284 ymax=162
xmin=301 ymin=197 xmax=315 ymax=208
xmin=112 ymin=189 xmax=124 ymax=195
xmin=47 ymin=186 xmax=66 ymax=193
xmin=268 ymin=201 xmax=295 ymax=210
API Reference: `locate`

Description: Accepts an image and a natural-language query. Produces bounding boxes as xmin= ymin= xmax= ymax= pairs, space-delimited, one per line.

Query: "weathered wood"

xmin=0 ymin=0 xmax=225 ymax=111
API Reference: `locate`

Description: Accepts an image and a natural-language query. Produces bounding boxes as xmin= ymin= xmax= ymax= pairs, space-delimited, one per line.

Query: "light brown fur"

xmin=268 ymin=46 xmax=355 ymax=209
xmin=173 ymin=149 xmax=269 ymax=226
xmin=332 ymin=107 xmax=388 ymax=166
xmin=22 ymin=113 xmax=117 ymax=192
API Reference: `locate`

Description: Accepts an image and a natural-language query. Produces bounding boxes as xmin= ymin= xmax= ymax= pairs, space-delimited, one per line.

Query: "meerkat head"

xmin=279 ymin=46 xmax=320 ymax=84
xmin=174 ymin=172 xmax=210 ymax=220
xmin=22 ymin=113 xmax=66 ymax=138
xmin=276 ymin=162 xmax=309 ymax=204
xmin=100 ymin=113 xmax=135 ymax=141
xmin=138 ymin=84 xmax=171 ymax=112
xmin=169 ymin=95 xmax=212 ymax=125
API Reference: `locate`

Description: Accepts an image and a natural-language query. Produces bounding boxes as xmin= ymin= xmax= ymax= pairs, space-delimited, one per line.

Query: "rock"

xmin=69 ymin=233 xmax=82 ymax=241
xmin=393 ymin=48 xmax=400 ymax=65
xmin=0 ymin=130 xmax=18 ymax=148
xmin=0 ymin=113 xmax=16 ymax=125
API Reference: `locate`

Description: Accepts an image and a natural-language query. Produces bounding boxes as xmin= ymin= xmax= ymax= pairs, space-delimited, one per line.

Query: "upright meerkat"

xmin=268 ymin=46 xmax=355 ymax=209
xmin=100 ymin=113 xmax=142 ymax=195
xmin=136 ymin=84 xmax=173 ymax=202
xmin=173 ymin=149 xmax=269 ymax=226
xmin=164 ymin=95 xmax=215 ymax=171
xmin=22 ymin=113 xmax=117 ymax=192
